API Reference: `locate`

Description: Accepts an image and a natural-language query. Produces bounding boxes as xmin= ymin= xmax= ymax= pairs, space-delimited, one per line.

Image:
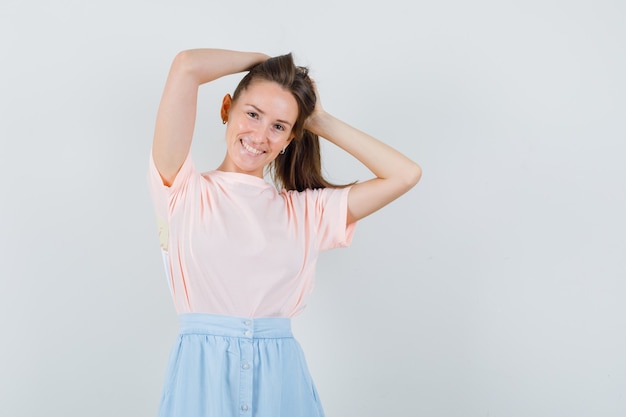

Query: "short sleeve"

xmin=299 ymin=186 xmax=357 ymax=251
xmin=148 ymin=151 xmax=196 ymax=195
xmin=147 ymin=151 xmax=197 ymax=250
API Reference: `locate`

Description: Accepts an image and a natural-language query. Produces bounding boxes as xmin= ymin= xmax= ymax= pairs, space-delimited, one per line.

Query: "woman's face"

xmin=220 ymin=80 xmax=298 ymax=178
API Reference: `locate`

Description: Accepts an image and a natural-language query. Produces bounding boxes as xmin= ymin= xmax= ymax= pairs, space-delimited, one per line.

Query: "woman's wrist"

xmin=305 ymin=110 xmax=333 ymax=137
xmin=247 ymin=52 xmax=270 ymax=69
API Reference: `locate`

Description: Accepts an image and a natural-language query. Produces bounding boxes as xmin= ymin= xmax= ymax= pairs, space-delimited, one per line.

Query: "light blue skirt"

xmin=157 ymin=313 xmax=325 ymax=417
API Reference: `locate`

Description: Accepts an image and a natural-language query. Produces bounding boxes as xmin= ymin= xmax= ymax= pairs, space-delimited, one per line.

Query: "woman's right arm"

xmin=152 ymin=49 xmax=269 ymax=185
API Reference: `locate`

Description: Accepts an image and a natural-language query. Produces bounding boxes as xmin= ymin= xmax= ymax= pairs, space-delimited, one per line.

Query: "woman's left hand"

xmin=303 ymin=79 xmax=327 ymax=135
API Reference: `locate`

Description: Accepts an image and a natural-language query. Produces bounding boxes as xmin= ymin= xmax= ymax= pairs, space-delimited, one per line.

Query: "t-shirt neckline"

xmin=205 ymin=169 xmax=273 ymax=189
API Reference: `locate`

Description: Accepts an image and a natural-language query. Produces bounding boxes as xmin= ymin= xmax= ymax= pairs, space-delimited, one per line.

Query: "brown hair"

xmin=232 ymin=53 xmax=351 ymax=192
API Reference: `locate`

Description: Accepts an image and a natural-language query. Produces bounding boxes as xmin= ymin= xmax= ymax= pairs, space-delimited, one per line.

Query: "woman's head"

xmin=220 ymin=79 xmax=298 ymax=177
xmin=220 ymin=53 xmax=349 ymax=191
xmin=232 ymin=53 xmax=316 ymax=142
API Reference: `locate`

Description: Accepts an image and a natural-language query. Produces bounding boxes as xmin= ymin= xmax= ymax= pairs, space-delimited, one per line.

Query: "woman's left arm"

xmin=306 ymin=109 xmax=422 ymax=225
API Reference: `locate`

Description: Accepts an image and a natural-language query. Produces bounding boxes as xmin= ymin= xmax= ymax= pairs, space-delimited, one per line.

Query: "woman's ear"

xmin=220 ymin=94 xmax=233 ymax=123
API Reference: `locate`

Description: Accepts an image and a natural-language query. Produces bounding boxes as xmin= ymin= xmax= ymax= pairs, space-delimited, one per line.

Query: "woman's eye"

xmin=274 ymin=124 xmax=285 ymax=131
xmin=248 ymin=112 xmax=258 ymax=119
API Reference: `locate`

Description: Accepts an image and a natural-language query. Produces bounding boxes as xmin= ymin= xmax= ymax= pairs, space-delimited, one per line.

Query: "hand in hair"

xmin=303 ymin=79 xmax=326 ymax=135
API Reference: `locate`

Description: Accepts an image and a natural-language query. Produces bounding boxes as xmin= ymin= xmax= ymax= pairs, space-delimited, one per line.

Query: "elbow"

xmin=172 ymin=50 xmax=190 ymax=68
xmin=389 ymin=161 xmax=422 ymax=195
xmin=404 ymin=161 xmax=422 ymax=190
xmin=172 ymin=50 xmax=193 ymax=70
xmin=171 ymin=50 xmax=198 ymax=78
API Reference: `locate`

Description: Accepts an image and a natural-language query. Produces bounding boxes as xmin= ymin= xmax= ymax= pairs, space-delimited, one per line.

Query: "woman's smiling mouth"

xmin=240 ymin=139 xmax=265 ymax=155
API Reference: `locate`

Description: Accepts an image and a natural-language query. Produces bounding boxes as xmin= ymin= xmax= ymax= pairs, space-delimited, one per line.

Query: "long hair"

xmin=232 ymin=53 xmax=351 ymax=192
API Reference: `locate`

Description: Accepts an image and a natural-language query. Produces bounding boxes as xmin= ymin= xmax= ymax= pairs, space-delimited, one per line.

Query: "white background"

xmin=1 ymin=1 xmax=625 ymax=416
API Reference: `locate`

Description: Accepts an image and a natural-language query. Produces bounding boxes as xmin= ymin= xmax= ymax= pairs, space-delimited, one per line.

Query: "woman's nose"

xmin=251 ymin=123 xmax=271 ymax=142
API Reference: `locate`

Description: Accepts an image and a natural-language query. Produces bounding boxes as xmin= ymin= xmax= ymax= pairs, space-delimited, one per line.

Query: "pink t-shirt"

xmin=149 ymin=153 xmax=356 ymax=318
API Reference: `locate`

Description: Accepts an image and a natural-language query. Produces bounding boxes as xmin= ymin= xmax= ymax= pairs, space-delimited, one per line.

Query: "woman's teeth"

xmin=241 ymin=140 xmax=263 ymax=155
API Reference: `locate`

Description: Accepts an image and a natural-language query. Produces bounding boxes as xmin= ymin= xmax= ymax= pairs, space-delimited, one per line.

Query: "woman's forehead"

xmin=238 ymin=81 xmax=298 ymax=122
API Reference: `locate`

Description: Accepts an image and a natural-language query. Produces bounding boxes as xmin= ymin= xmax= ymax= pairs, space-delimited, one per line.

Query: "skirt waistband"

xmin=178 ymin=313 xmax=292 ymax=339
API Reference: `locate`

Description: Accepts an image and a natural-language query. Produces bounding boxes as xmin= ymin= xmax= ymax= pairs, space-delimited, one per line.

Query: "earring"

xmin=222 ymin=119 xmax=227 ymax=124
xmin=280 ymin=146 xmax=286 ymax=155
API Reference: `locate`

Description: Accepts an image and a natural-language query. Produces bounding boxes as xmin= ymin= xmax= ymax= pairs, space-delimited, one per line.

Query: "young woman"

xmin=149 ymin=48 xmax=421 ymax=417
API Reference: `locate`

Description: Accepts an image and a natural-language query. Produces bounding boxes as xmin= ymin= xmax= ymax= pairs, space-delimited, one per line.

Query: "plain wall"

xmin=1 ymin=0 xmax=625 ymax=416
